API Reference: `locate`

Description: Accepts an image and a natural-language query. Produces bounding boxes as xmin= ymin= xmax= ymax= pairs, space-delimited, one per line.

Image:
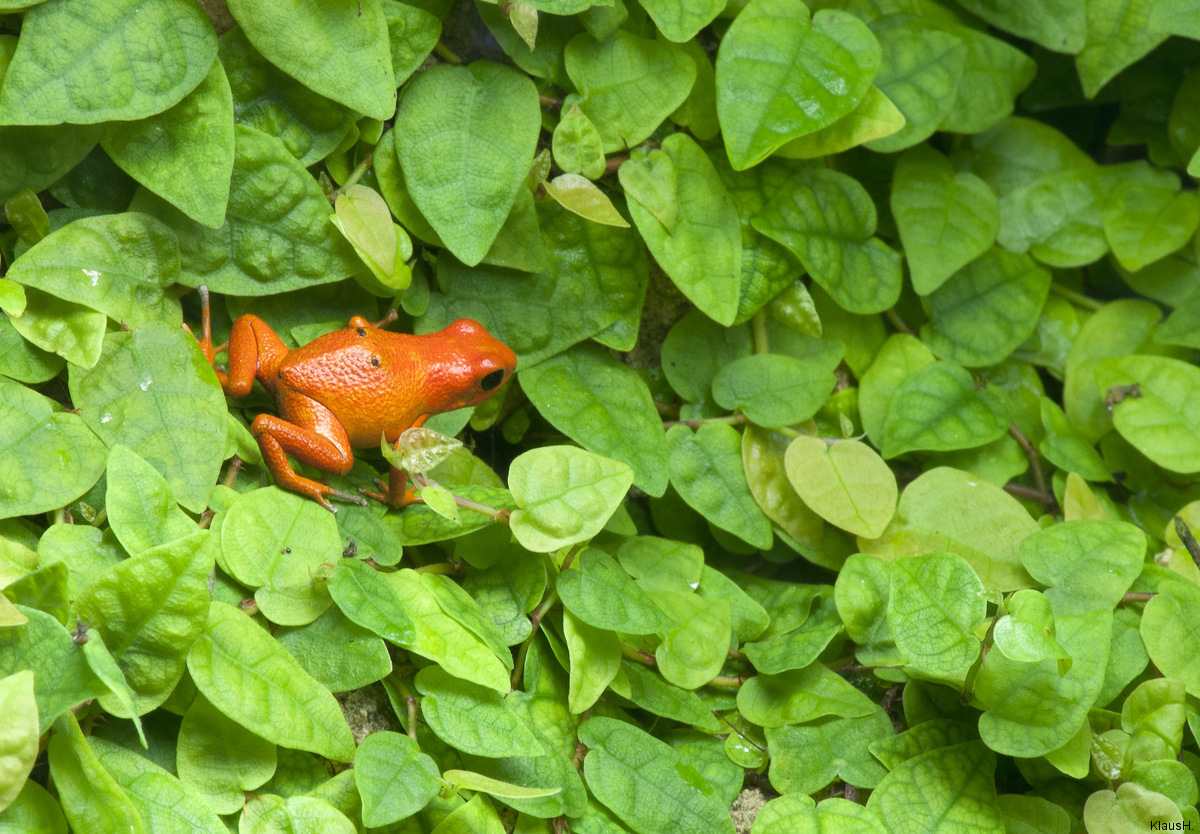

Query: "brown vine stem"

xmin=1174 ymin=516 xmax=1200 ymax=568
xmin=1003 ymin=483 xmax=1056 ymax=506
xmin=661 ymin=413 xmax=747 ymax=430
xmin=1007 ymin=423 xmax=1051 ymax=506
xmin=1122 ymin=592 xmax=1155 ymax=603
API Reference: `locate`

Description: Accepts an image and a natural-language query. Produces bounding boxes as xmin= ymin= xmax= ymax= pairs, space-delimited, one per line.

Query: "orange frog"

xmin=195 ymin=286 xmax=516 ymax=512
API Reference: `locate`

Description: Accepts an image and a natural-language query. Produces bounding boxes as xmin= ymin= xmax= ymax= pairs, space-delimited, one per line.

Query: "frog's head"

xmin=441 ymin=319 xmax=518 ymax=409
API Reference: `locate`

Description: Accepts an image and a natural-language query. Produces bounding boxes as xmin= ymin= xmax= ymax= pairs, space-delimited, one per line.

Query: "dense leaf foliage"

xmin=4 ymin=0 xmax=1200 ymax=831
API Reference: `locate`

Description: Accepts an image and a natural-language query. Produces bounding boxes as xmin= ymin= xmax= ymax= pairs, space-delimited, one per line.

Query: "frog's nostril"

xmin=479 ymin=369 xmax=505 ymax=392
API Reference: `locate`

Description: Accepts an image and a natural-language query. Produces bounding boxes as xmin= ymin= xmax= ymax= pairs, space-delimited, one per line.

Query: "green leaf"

xmin=68 ymin=322 xmax=227 ymax=514
xmin=275 ymin=606 xmax=391 ymax=694
xmin=226 ymin=0 xmax=395 ymax=120
xmin=220 ymin=487 xmax=342 ymax=626
xmin=332 ymin=185 xmax=410 ymax=290
xmin=6 ymin=212 xmax=183 ymax=328
xmin=889 ymin=552 xmax=985 ymax=683
xmin=765 ymin=708 xmax=892 ymax=796
xmin=865 ymin=25 xmax=966 ymax=153
xmin=1064 ymin=299 xmax=1166 ymax=442
xmin=880 ymin=362 xmax=1011 ymax=459
xmin=994 ymin=590 xmax=1070 ymax=669
xmin=543 ymin=175 xmax=629 ymax=228
xmin=715 ymin=0 xmax=880 ymax=170
xmin=578 ymin=717 xmax=735 ymax=834
xmin=101 ymin=58 xmax=234 ymax=228
xmin=1037 ymin=398 xmax=1112 ymax=483
xmin=563 ymin=609 xmax=620 ymax=713
xmin=416 ymin=666 xmax=543 ymax=758
xmin=737 ymin=663 xmax=878 ymax=728
xmin=996 ymin=167 xmax=1109 ymax=268
xmin=919 ymin=248 xmax=1051 ymax=367
xmin=219 ymin=26 xmax=356 ymax=167
xmin=131 ymin=125 xmax=359 ymax=294
xmin=862 ymin=467 xmax=1038 ymax=592
xmin=670 ymin=38 xmax=720 ymax=142
xmin=623 ymin=134 xmax=742 ymax=326
xmin=75 ymin=531 xmax=213 ymax=716
xmin=47 ymin=713 xmax=146 ymax=834
xmin=939 ymin=26 xmax=1036 ymax=134
xmin=354 ymin=731 xmax=439 ymax=828
xmin=776 ymin=86 xmax=906 ymax=159
xmin=654 ymin=591 xmax=732 ymax=689
xmin=419 ymin=203 xmax=646 ymax=367
xmin=383 ymin=0 xmax=440 ymax=87
xmin=6 ymin=290 xmax=107 ymax=369
xmin=176 ymin=693 xmax=276 ymax=815
xmin=890 ymin=145 xmax=1000 ymax=295
xmin=442 ymin=770 xmax=563 ymax=800
xmin=383 ymin=485 xmax=515 ymax=546
xmin=508 ymin=446 xmax=634 ymax=552
xmin=952 ymin=0 xmax=1085 ymax=54
xmin=187 ymin=601 xmax=356 ymax=762
xmin=866 ymin=742 xmax=1004 ymax=834
xmin=1142 ymin=581 xmax=1200 ymax=698
xmin=1019 ymin=519 xmax=1144 ymax=615
xmin=976 ymin=608 xmax=1111 ymax=757
xmin=753 ymin=167 xmax=902 ymax=315
xmin=564 ymin=31 xmax=695 ymax=153
xmin=0 ymin=124 xmax=101 ymax=204
xmin=1096 ymin=354 xmax=1200 ymax=474
xmin=667 ymin=423 xmax=773 ymax=550
xmin=509 ymin=3 xmax=538 ymax=50
xmin=784 ymin=437 xmax=897 ymax=539
xmin=609 ymin=662 xmax=720 ymax=732
xmin=552 ymin=104 xmax=606 ymax=180
xmin=0 ymin=380 xmax=106 ymax=520
xmin=0 ymin=607 xmax=106 ymax=732
xmin=741 ymin=425 xmax=826 ymax=557
xmin=395 ymin=62 xmax=540 ymax=266
xmin=640 ymin=0 xmax=722 ymax=43
xmin=754 ymin=795 xmax=884 ymax=834
xmin=556 ymin=548 xmax=676 ymax=635
xmin=661 ymin=311 xmax=751 ymax=403
xmin=1084 ymin=782 xmax=1185 ymax=834
xmin=1103 ymin=180 xmax=1200 ymax=272
xmin=859 ymin=333 xmax=936 ymax=448
xmin=711 ymin=354 xmax=835 ymax=429
xmin=0 ymin=0 xmax=216 ymax=125
xmin=104 ymin=445 xmax=196 ymax=557
xmin=520 ymin=343 xmax=668 ymax=496
xmin=1075 ymin=0 xmax=1166 ymax=98
xmin=90 ymin=738 xmax=224 ymax=833
xmin=0 ymin=670 xmax=37 ymax=812
xmin=329 ymin=561 xmax=510 ymax=691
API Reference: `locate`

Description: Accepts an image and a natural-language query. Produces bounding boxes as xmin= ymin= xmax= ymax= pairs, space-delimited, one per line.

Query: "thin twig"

xmin=1004 ymin=483 xmax=1056 ymax=506
xmin=1175 ymin=516 xmax=1200 ymax=568
xmin=661 ymin=413 xmax=747 ymax=430
xmin=1008 ymin=423 xmax=1053 ymax=509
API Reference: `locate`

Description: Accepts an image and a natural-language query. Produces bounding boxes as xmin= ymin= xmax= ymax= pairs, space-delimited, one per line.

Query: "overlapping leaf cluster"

xmin=3 ymin=0 xmax=1200 ymax=831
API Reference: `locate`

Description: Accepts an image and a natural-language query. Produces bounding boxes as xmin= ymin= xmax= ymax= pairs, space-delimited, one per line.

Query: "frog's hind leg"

xmin=252 ymin=391 xmax=366 ymax=512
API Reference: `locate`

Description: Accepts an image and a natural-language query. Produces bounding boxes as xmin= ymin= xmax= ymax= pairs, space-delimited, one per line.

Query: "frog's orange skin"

xmin=197 ymin=287 xmax=516 ymax=512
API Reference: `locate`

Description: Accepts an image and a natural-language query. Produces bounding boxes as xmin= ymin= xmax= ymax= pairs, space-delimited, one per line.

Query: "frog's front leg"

xmin=196 ymin=285 xmax=288 ymax=396
xmin=253 ymin=390 xmax=367 ymax=513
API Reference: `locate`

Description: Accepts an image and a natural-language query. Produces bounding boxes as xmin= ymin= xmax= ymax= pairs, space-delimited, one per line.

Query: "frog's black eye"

xmin=479 ymin=369 xmax=505 ymax=392
xmin=356 ymin=327 xmax=366 ymax=337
